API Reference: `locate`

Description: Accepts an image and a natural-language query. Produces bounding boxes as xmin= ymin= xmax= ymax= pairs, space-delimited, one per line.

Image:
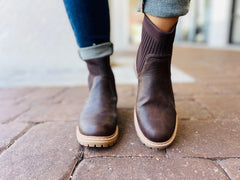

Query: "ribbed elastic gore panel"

xmin=136 ymin=15 xmax=176 ymax=74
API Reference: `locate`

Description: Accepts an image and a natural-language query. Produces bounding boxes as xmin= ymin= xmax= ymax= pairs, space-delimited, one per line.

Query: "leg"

xmin=145 ymin=14 xmax=178 ymax=32
xmin=63 ymin=0 xmax=118 ymax=147
xmin=135 ymin=0 xmax=190 ymax=148
xmin=63 ymin=0 xmax=110 ymax=48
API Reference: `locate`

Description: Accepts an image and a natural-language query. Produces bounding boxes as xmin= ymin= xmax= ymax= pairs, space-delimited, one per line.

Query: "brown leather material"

xmin=79 ymin=57 xmax=118 ymax=137
xmin=136 ymin=54 xmax=176 ymax=142
xmin=85 ymin=56 xmax=114 ymax=89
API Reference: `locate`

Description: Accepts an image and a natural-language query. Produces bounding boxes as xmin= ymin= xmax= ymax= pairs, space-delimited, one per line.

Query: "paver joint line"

xmin=0 ymin=123 xmax=34 ymax=155
xmin=215 ymin=160 xmax=232 ymax=180
xmin=84 ymin=155 xmax=155 ymax=160
xmin=182 ymin=156 xmax=240 ymax=161
xmin=164 ymin=148 xmax=169 ymax=158
xmin=50 ymin=87 xmax=69 ymax=102
xmin=69 ymin=146 xmax=85 ymax=180
xmin=193 ymin=98 xmax=216 ymax=119
xmin=2 ymin=107 xmax=31 ymax=124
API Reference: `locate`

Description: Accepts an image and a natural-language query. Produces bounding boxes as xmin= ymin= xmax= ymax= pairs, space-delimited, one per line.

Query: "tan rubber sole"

xmin=76 ymin=126 xmax=119 ymax=148
xmin=134 ymin=108 xmax=178 ymax=149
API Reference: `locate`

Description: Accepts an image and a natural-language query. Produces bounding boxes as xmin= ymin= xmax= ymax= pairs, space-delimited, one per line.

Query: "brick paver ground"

xmin=0 ymin=47 xmax=240 ymax=179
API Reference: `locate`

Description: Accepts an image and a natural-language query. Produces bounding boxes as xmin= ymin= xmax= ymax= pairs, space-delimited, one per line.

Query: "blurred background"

xmin=0 ymin=0 xmax=239 ymax=87
xmin=114 ymin=0 xmax=240 ymax=48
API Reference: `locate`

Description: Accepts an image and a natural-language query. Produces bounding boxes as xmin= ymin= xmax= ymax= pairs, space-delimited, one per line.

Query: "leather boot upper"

xmin=79 ymin=57 xmax=118 ymax=136
xmin=135 ymin=14 xmax=177 ymax=143
xmin=136 ymin=55 xmax=176 ymax=142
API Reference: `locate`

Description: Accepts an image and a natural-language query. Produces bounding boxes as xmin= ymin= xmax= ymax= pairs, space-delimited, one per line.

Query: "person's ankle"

xmin=145 ymin=13 xmax=178 ymax=32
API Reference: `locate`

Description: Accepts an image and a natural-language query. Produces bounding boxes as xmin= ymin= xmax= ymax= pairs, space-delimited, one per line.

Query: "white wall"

xmin=208 ymin=0 xmax=233 ymax=46
xmin=110 ymin=0 xmax=130 ymax=51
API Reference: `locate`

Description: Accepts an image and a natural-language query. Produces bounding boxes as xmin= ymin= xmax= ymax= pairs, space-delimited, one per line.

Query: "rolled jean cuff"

xmin=78 ymin=42 xmax=113 ymax=60
xmin=137 ymin=0 xmax=190 ymax=17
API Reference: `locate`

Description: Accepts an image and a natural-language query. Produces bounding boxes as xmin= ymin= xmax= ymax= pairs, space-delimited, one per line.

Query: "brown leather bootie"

xmin=76 ymin=56 xmax=118 ymax=147
xmin=135 ymin=15 xmax=178 ymax=149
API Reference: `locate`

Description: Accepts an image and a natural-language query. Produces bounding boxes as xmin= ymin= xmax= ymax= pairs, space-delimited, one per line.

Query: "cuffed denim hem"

xmin=137 ymin=0 xmax=190 ymax=17
xmin=78 ymin=42 xmax=113 ymax=60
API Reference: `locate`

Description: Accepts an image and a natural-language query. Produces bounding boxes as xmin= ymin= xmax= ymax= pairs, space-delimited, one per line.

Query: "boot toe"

xmin=79 ymin=115 xmax=117 ymax=136
xmin=137 ymin=107 xmax=176 ymax=143
xmin=143 ymin=123 xmax=175 ymax=142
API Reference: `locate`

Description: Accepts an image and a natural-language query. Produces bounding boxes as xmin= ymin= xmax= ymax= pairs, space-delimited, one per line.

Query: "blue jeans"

xmin=63 ymin=0 xmax=190 ymax=60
